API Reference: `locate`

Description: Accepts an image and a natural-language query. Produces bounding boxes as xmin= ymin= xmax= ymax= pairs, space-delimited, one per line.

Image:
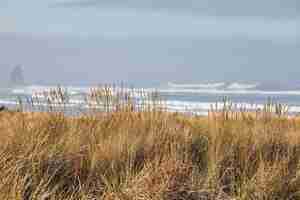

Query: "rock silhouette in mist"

xmin=10 ymin=65 xmax=25 ymax=86
xmin=0 ymin=106 xmax=7 ymax=112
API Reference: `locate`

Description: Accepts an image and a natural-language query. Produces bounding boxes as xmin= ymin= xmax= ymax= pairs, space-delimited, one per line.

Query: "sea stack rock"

xmin=0 ymin=106 xmax=7 ymax=112
xmin=10 ymin=65 xmax=25 ymax=86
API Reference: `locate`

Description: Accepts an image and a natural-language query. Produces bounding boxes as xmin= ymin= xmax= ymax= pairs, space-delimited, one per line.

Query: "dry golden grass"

xmin=0 ymin=109 xmax=299 ymax=200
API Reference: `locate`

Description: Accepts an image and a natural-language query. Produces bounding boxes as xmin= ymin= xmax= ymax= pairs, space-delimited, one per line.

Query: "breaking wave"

xmin=2 ymin=83 xmax=300 ymax=116
xmin=167 ymin=82 xmax=260 ymax=90
xmin=0 ymin=100 xmax=18 ymax=105
xmin=11 ymin=85 xmax=90 ymax=96
xmin=167 ymin=82 xmax=225 ymax=89
xmin=11 ymin=82 xmax=300 ymax=97
xmin=226 ymin=82 xmax=259 ymax=90
xmin=1 ymin=98 xmax=300 ymax=116
xmin=156 ymin=89 xmax=300 ymax=96
xmin=12 ymin=85 xmax=58 ymax=95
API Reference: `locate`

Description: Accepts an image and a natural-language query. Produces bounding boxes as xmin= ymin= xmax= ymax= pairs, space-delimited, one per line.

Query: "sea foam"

xmin=167 ymin=82 xmax=225 ymax=89
xmin=226 ymin=82 xmax=259 ymax=90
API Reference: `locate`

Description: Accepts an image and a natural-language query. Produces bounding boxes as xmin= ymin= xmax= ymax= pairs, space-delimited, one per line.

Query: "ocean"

xmin=1 ymin=81 xmax=300 ymax=115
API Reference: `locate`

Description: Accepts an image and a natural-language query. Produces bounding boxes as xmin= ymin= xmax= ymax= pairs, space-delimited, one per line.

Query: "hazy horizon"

xmin=0 ymin=0 xmax=298 ymax=86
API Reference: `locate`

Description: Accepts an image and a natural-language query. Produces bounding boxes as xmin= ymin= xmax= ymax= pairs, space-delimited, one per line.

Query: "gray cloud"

xmin=52 ymin=0 xmax=299 ymax=18
xmin=0 ymin=33 xmax=299 ymax=85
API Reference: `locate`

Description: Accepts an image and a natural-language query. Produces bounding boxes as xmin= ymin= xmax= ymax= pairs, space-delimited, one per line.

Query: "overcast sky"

xmin=0 ymin=0 xmax=299 ymax=85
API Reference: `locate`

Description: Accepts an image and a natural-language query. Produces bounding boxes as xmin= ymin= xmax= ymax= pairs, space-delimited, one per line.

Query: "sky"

xmin=0 ymin=0 xmax=299 ymax=86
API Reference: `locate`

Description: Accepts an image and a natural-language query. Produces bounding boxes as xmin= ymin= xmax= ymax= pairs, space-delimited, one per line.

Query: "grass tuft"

xmin=0 ymin=87 xmax=299 ymax=199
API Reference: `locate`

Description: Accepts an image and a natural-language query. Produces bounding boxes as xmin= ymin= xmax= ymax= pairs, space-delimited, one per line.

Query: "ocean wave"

xmin=159 ymin=100 xmax=300 ymax=114
xmin=9 ymin=84 xmax=300 ymax=99
xmin=156 ymin=88 xmax=300 ymax=96
xmin=167 ymin=82 xmax=225 ymax=89
xmin=226 ymin=82 xmax=259 ymax=90
xmin=12 ymin=85 xmax=58 ymax=95
xmin=165 ymin=100 xmax=264 ymax=111
xmin=11 ymin=85 xmax=91 ymax=96
xmin=167 ymin=82 xmax=261 ymax=90
xmin=0 ymin=100 xmax=18 ymax=105
xmin=11 ymin=85 xmax=153 ymax=97
xmin=1 ymin=97 xmax=300 ymax=115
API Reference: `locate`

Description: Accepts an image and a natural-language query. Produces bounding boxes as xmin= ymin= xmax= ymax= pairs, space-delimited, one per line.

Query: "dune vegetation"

xmin=0 ymin=87 xmax=299 ymax=200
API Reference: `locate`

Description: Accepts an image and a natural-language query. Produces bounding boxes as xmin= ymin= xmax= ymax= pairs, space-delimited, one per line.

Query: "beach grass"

xmin=0 ymin=106 xmax=300 ymax=200
xmin=0 ymin=86 xmax=299 ymax=199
